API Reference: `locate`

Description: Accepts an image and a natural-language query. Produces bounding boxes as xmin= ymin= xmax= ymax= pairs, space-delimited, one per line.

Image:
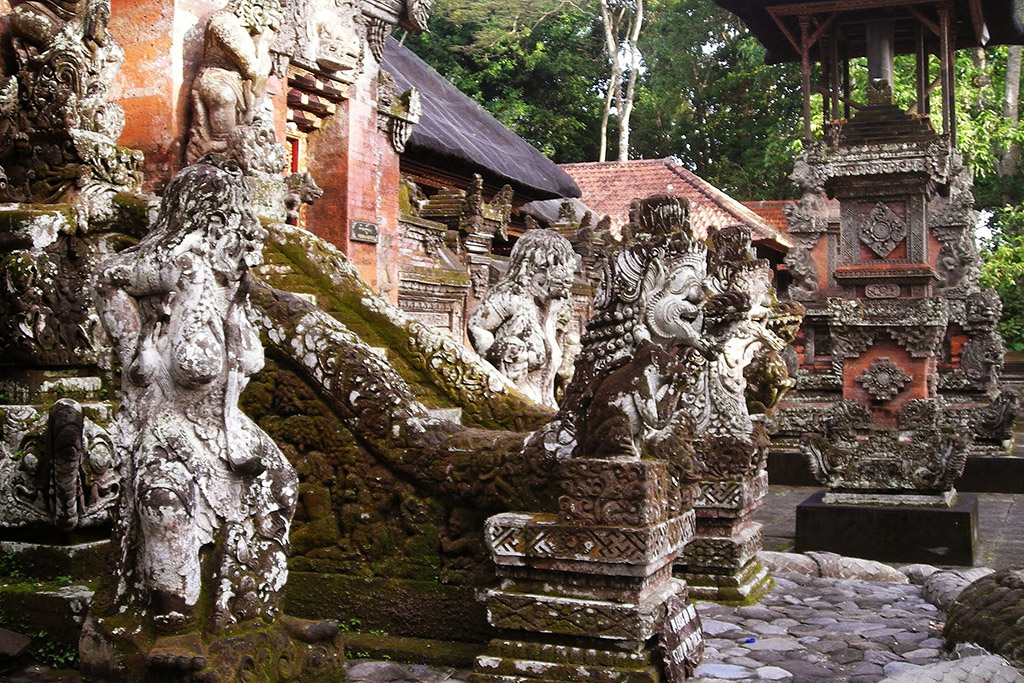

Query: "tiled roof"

xmin=561 ymin=159 xmax=792 ymax=250
xmin=743 ymin=200 xmax=791 ymax=234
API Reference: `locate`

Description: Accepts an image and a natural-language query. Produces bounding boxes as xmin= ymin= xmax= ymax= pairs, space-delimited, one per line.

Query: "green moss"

xmin=343 ymin=632 xmax=483 ymax=668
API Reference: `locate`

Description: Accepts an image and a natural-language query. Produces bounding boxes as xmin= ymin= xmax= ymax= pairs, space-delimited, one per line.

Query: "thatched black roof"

xmin=382 ymin=38 xmax=581 ymax=200
xmin=713 ymin=0 xmax=1024 ymax=64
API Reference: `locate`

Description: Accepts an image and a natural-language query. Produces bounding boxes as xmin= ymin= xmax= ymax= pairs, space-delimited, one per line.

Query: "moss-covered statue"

xmin=81 ymin=156 xmax=344 ymax=682
xmin=468 ymin=229 xmax=579 ymax=408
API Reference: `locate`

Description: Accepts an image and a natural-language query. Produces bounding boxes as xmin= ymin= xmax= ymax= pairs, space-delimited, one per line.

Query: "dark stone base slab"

xmin=958 ymin=457 xmax=1024 ymax=493
xmin=795 ymin=491 xmax=978 ymax=566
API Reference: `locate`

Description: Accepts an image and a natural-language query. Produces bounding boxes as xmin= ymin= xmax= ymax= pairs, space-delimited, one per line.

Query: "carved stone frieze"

xmin=801 ymin=137 xmax=955 ymax=187
xmin=856 ymin=357 xmax=912 ymax=401
xmin=888 ymin=325 xmax=945 ymax=358
xmin=801 ymin=400 xmax=968 ymax=493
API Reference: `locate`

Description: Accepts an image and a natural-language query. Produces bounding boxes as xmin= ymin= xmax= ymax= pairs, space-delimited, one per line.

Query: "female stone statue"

xmin=468 ymin=229 xmax=579 ymax=408
xmin=94 ymin=155 xmax=297 ymax=637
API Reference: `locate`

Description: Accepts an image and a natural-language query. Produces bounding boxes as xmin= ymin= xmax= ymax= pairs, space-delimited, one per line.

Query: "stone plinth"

xmin=470 ymin=459 xmax=705 ymax=683
xmin=795 ymin=490 xmax=978 ymax=566
xmin=677 ymin=472 xmax=772 ymax=604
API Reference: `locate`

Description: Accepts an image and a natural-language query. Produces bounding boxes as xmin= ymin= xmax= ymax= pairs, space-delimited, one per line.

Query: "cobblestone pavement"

xmin=337 ymin=568 xmax=1023 ymax=683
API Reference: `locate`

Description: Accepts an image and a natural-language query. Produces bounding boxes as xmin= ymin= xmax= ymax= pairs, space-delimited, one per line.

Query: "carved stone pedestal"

xmin=80 ymin=614 xmax=346 ymax=682
xmin=469 ymin=459 xmax=705 ymax=683
xmin=677 ymin=472 xmax=772 ymax=604
xmin=795 ymin=490 xmax=978 ymax=566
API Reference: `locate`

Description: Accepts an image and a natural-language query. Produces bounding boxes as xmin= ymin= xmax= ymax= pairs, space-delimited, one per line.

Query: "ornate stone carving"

xmin=975 ymin=391 xmax=1020 ymax=443
xmin=0 ymin=0 xmax=142 ymax=218
xmin=377 ymin=69 xmax=421 ymax=153
xmin=858 ymin=201 xmax=907 ymax=258
xmin=534 ymin=196 xmax=715 ymax=461
xmin=468 ymin=229 xmax=579 ymax=408
xmin=186 ymin=0 xmax=285 ymax=169
xmin=95 ymin=156 xmax=296 ymax=627
xmin=365 ymin=16 xmax=389 ymax=62
xmin=784 ymin=247 xmax=818 ymax=300
xmin=856 ymin=357 xmax=911 ymax=401
xmin=82 ymin=158 xmax=340 ymax=680
xmin=0 ymin=400 xmax=117 ymax=531
xmin=961 ymin=331 xmax=1004 ymax=392
xmin=802 ymin=400 xmax=968 ymax=494
xmin=888 ymin=325 xmax=944 ymax=358
xmin=864 ymin=283 xmax=899 ymax=298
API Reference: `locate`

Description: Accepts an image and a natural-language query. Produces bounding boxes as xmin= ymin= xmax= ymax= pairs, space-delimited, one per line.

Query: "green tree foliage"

xmin=631 ymin=0 xmax=803 ymax=199
xmin=403 ymin=0 xmax=607 ymax=162
xmin=980 ymin=207 xmax=1024 ymax=350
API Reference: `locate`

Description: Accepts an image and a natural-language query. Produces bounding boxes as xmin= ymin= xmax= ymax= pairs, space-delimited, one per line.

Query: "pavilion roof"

xmin=712 ymin=0 xmax=1024 ymax=64
xmin=382 ymin=38 xmax=581 ymax=200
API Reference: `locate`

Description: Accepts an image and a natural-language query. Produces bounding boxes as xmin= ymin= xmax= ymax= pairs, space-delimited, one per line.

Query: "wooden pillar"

xmin=938 ymin=5 xmax=953 ymax=139
xmin=916 ymin=23 xmax=929 ymax=115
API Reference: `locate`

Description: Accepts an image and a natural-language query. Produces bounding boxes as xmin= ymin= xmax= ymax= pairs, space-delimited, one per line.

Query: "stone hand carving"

xmin=0 ymin=400 xmax=118 ymax=531
xmin=186 ymin=0 xmax=285 ymax=171
xmin=1 ymin=0 xmax=142 ymax=217
xmin=92 ymin=157 xmax=298 ymax=638
xmin=468 ymin=229 xmax=579 ymax=408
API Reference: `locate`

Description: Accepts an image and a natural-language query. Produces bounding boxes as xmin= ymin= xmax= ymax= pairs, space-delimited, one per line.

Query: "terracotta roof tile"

xmin=561 ymin=159 xmax=792 ymax=250
xmin=743 ymin=200 xmax=792 ymax=234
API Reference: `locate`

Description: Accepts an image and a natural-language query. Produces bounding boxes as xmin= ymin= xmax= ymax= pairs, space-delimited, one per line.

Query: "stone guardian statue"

xmin=82 ymin=156 xmax=341 ymax=681
xmin=467 ymin=229 xmax=579 ymax=408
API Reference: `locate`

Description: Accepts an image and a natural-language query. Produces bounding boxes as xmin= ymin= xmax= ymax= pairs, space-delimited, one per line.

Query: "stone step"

xmin=0 ymin=627 xmax=31 ymax=672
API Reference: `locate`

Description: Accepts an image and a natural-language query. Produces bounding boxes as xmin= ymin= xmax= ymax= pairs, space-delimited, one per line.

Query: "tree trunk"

xmin=616 ymin=0 xmax=643 ymax=161
xmin=598 ymin=0 xmax=620 ymax=162
xmin=1001 ymin=45 xmax=1022 ymax=180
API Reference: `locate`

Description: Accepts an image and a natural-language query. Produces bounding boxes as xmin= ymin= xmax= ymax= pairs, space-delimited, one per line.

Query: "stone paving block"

xmin=879 ymin=655 xmax=1024 ymax=682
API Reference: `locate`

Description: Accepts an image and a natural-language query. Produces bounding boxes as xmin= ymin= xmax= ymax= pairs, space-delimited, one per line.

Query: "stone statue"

xmin=0 ymin=0 xmax=142 ymax=217
xmin=81 ymin=156 xmax=333 ymax=679
xmin=475 ymin=195 xmax=712 ymax=682
xmin=468 ymin=229 xmax=579 ymax=409
xmin=186 ymin=0 xmax=286 ymax=172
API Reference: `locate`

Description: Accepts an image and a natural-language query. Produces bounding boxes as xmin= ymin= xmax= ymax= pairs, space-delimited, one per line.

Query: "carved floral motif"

xmin=856 ymin=357 xmax=911 ymax=401
xmin=858 ymin=201 xmax=907 ymax=258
